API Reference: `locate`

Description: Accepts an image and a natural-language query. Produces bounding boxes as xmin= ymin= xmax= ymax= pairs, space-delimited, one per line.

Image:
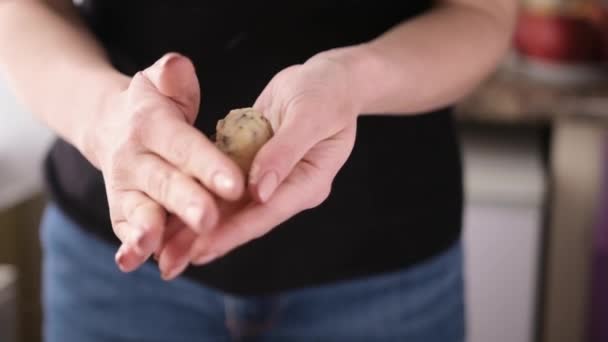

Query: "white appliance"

xmin=0 ymin=77 xmax=53 ymax=210
xmin=461 ymin=126 xmax=546 ymax=342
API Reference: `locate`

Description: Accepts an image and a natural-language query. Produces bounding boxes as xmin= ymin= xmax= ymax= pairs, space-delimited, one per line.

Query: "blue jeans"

xmin=41 ymin=204 xmax=465 ymax=342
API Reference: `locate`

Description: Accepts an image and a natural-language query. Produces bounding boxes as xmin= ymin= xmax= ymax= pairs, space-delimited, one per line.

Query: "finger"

xmin=110 ymin=218 xmax=135 ymax=247
xmin=141 ymin=53 xmax=201 ymax=123
xmin=191 ymin=166 xmax=325 ymax=265
xmin=114 ymin=226 xmax=148 ymax=273
xmin=120 ymin=191 xmax=166 ymax=256
xmin=138 ymin=114 xmax=245 ymax=201
xmin=107 ymin=184 xmax=166 ymax=272
xmin=153 ymin=214 xmax=184 ymax=261
xmin=106 ymin=186 xmax=152 ymax=272
xmin=248 ymin=112 xmax=322 ymax=203
xmin=132 ymin=153 xmax=219 ymax=233
xmin=191 ymin=133 xmax=355 ymax=264
xmin=132 ymin=215 xmax=188 ymax=261
xmin=114 ymin=201 xmax=163 ymax=273
xmin=158 ymin=227 xmax=198 ymax=280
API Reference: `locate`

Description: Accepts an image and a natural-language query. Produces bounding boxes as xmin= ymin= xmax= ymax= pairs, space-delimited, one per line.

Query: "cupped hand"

xmin=85 ymin=53 xmax=245 ymax=274
xmin=156 ymin=53 xmax=360 ymax=277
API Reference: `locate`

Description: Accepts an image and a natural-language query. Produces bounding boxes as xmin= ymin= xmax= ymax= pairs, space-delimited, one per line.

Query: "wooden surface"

xmin=0 ymin=195 xmax=45 ymax=342
xmin=456 ymin=62 xmax=608 ymax=125
xmin=0 ymin=265 xmax=16 ymax=342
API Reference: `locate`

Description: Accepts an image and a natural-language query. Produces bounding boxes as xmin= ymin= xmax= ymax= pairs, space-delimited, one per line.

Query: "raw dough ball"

xmin=215 ymin=107 xmax=273 ymax=173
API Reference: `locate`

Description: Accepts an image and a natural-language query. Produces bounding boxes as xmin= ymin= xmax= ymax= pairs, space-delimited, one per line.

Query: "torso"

xmin=45 ymin=0 xmax=463 ymax=295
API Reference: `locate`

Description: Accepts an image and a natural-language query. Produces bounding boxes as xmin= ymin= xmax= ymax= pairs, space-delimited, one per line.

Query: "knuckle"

xmin=125 ymin=109 xmax=149 ymax=144
xmin=108 ymin=202 xmax=122 ymax=223
xmin=106 ymin=153 xmax=131 ymax=187
xmin=124 ymin=198 xmax=147 ymax=222
xmin=148 ymin=167 xmax=174 ymax=203
xmin=192 ymin=191 xmax=213 ymax=214
xmin=110 ymin=220 xmax=127 ymax=242
xmin=107 ymin=199 xmax=123 ymax=225
xmin=168 ymin=132 xmax=195 ymax=170
xmin=126 ymin=100 xmax=161 ymax=144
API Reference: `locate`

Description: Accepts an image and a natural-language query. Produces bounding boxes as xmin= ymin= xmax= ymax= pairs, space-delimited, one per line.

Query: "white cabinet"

xmin=461 ymin=127 xmax=546 ymax=342
xmin=0 ymin=77 xmax=53 ymax=210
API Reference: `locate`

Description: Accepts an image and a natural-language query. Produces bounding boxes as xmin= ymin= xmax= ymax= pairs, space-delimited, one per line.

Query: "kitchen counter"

xmin=456 ymin=57 xmax=608 ymax=124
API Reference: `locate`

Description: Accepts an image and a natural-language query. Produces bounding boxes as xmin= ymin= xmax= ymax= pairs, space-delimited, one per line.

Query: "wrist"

xmin=311 ymin=44 xmax=386 ymax=115
xmin=77 ymin=71 xmax=130 ymax=168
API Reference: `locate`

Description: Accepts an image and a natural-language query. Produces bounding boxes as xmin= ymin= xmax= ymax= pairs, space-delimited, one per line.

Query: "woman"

xmin=0 ymin=0 xmax=515 ymax=341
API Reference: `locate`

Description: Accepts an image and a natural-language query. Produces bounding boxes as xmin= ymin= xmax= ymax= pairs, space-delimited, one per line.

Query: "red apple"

xmin=515 ymin=11 xmax=603 ymax=64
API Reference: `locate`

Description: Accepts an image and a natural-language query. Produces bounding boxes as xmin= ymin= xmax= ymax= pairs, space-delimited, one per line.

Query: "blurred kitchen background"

xmin=1 ymin=0 xmax=608 ymax=341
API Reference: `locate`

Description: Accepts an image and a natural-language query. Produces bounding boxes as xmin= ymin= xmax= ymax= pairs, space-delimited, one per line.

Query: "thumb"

xmin=249 ymin=118 xmax=319 ymax=203
xmin=142 ymin=52 xmax=201 ymax=123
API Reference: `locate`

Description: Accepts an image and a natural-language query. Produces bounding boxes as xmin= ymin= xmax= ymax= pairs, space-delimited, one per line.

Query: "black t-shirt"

xmin=45 ymin=0 xmax=463 ymax=295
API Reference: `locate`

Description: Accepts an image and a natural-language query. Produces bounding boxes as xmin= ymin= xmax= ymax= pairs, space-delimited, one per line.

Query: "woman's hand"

xmin=85 ymin=53 xmax=245 ymax=273
xmin=155 ymin=53 xmax=360 ymax=276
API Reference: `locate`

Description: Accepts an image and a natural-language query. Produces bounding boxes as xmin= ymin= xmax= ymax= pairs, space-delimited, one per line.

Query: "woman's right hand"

xmin=81 ymin=53 xmax=245 ymax=272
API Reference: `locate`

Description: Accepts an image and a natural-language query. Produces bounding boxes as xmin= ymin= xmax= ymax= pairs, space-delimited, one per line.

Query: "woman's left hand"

xmin=156 ymin=53 xmax=360 ymax=276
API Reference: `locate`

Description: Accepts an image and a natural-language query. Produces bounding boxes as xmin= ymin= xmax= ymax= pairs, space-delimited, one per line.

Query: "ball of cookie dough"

xmin=215 ymin=107 xmax=273 ymax=174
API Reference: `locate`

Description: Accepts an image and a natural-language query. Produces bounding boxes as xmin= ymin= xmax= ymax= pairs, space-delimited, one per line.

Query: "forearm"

xmin=322 ymin=1 xmax=517 ymax=115
xmin=0 ymin=0 xmax=128 ymax=151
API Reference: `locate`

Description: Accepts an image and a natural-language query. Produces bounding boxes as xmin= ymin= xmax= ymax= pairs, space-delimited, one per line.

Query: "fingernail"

xmin=185 ymin=205 xmax=205 ymax=227
xmin=161 ymin=258 xmax=190 ymax=281
xmin=257 ymin=171 xmax=278 ymax=202
xmin=213 ymin=172 xmax=235 ymax=193
xmin=192 ymin=253 xmax=218 ymax=266
xmin=115 ymin=246 xmax=129 ymax=271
